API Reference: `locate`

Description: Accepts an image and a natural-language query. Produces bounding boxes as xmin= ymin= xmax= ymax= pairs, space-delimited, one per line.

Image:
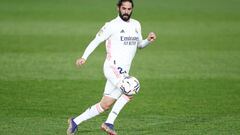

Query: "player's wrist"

xmin=81 ymin=58 xmax=86 ymax=61
xmin=144 ymin=38 xmax=151 ymax=44
xmin=81 ymin=57 xmax=87 ymax=61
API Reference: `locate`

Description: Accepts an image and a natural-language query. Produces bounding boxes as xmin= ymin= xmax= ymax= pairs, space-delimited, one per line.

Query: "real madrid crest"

xmin=135 ymin=28 xmax=138 ymax=34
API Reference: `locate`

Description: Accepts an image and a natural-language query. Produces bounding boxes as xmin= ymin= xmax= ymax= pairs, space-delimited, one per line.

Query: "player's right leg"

xmin=67 ymin=102 xmax=104 ymax=135
xmin=67 ymin=96 xmax=116 ymax=135
xmin=67 ymin=118 xmax=78 ymax=135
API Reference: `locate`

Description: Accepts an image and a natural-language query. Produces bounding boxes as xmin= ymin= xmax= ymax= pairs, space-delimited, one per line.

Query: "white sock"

xmin=73 ymin=103 xmax=104 ymax=125
xmin=105 ymin=95 xmax=130 ymax=124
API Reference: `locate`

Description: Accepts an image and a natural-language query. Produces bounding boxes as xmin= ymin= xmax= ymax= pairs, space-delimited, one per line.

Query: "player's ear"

xmin=116 ymin=6 xmax=120 ymax=12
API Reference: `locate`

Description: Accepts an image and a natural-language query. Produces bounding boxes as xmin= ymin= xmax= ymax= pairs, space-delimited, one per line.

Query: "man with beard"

xmin=67 ymin=0 xmax=156 ymax=135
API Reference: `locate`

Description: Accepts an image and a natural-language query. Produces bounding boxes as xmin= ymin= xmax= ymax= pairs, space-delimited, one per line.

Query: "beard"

xmin=119 ymin=11 xmax=132 ymax=22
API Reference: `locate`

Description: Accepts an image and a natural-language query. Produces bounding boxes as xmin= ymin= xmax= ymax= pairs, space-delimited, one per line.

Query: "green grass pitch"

xmin=0 ymin=0 xmax=240 ymax=134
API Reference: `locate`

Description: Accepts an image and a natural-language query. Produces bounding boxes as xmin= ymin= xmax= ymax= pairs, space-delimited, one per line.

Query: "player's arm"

xmin=76 ymin=23 xmax=112 ymax=67
xmin=76 ymin=58 xmax=86 ymax=66
xmin=138 ymin=32 xmax=157 ymax=49
xmin=76 ymin=37 xmax=103 ymax=67
xmin=147 ymin=32 xmax=157 ymax=42
xmin=136 ymin=21 xmax=157 ymax=49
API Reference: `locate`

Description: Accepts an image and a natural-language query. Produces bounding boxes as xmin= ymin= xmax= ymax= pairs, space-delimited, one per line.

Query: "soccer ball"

xmin=119 ymin=76 xmax=140 ymax=96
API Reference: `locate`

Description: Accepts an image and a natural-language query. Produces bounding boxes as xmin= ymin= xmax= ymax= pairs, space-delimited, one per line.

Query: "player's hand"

xmin=147 ymin=32 xmax=157 ymax=42
xmin=76 ymin=58 xmax=86 ymax=67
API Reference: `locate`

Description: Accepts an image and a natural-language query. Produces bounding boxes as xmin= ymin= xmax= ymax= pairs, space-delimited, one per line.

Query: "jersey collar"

xmin=117 ymin=16 xmax=131 ymax=23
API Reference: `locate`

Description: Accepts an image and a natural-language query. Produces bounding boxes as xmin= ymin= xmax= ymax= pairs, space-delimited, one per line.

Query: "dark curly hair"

xmin=117 ymin=0 xmax=134 ymax=8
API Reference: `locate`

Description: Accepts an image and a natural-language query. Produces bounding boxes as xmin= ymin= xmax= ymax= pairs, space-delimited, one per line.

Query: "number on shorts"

xmin=117 ymin=67 xmax=127 ymax=74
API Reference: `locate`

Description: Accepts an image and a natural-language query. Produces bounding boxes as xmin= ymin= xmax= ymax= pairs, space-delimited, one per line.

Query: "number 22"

xmin=117 ymin=67 xmax=127 ymax=74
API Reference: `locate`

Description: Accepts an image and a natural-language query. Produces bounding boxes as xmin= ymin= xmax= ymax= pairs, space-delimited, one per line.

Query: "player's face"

xmin=118 ymin=2 xmax=133 ymax=22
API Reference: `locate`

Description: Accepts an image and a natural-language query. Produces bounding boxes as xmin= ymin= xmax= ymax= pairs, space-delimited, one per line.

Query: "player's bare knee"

xmin=100 ymin=102 xmax=112 ymax=110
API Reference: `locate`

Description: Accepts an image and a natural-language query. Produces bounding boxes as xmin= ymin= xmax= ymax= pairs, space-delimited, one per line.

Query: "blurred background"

xmin=0 ymin=0 xmax=239 ymax=134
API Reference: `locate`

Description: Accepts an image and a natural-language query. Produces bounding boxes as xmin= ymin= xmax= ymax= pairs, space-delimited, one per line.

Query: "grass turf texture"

xmin=0 ymin=0 xmax=240 ymax=134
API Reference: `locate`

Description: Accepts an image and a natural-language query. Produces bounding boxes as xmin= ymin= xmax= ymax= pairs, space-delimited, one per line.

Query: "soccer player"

xmin=67 ymin=0 xmax=156 ymax=135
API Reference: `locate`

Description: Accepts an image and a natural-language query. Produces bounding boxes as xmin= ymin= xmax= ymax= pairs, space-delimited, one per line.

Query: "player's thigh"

xmin=104 ymin=61 xmax=125 ymax=86
xmin=103 ymin=80 xmax=122 ymax=99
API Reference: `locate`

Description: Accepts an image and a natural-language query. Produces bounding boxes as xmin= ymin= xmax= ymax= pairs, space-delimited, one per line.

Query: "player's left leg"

xmin=101 ymin=81 xmax=124 ymax=135
xmin=104 ymin=94 xmax=131 ymax=124
xmin=101 ymin=94 xmax=131 ymax=135
xmin=102 ymin=60 xmax=131 ymax=134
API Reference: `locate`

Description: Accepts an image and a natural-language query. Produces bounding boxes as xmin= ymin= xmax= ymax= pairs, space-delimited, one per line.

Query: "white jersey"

xmin=82 ymin=16 xmax=150 ymax=68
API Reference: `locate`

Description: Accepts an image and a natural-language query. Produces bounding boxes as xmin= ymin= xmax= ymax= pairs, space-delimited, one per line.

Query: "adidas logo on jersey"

xmin=120 ymin=29 xmax=125 ymax=33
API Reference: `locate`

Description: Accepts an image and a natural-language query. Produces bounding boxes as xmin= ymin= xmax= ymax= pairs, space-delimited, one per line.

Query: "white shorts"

xmin=103 ymin=60 xmax=130 ymax=99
